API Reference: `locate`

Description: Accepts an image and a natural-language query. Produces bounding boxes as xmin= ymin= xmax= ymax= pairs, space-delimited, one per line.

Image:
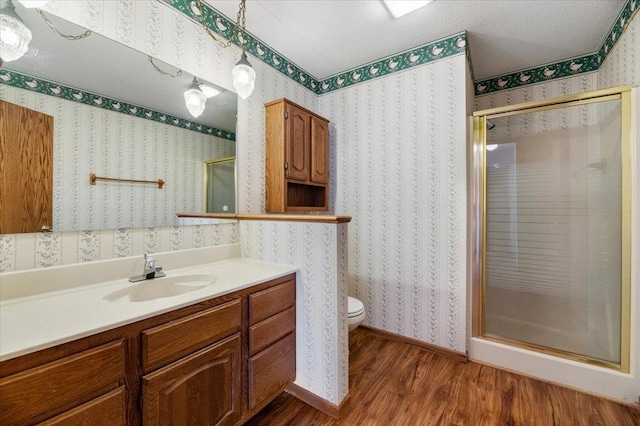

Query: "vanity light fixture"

xmin=184 ymin=77 xmax=207 ymax=118
xmin=486 ymin=144 xmax=498 ymax=151
xmin=383 ymin=0 xmax=433 ymax=18
xmin=0 ymin=0 xmax=32 ymax=62
xmin=193 ymin=0 xmax=256 ymax=99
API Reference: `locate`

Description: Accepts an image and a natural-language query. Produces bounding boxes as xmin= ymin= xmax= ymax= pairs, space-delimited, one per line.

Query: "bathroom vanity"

xmin=0 ymin=249 xmax=297 ymax=425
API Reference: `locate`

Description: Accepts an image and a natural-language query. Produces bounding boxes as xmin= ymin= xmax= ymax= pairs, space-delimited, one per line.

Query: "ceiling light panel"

xmin=199 ymin=84 xmax=222 ymax=98
xmin=383 ymin=0 xmax=433 ymax=18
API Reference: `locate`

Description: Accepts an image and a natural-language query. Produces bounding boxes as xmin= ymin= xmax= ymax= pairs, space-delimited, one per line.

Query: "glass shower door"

xmin=205 ymin=157 xmax=236 ymax=214
xmin=479 ymin=92 xmax=630 ymax=370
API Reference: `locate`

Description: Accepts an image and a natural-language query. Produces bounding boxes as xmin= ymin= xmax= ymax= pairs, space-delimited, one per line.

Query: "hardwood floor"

xmin=246 ymin=328 xmax=640 ymax=426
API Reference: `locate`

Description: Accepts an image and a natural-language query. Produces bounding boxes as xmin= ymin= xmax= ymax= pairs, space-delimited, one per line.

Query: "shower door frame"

xmin=471 ymin=86 xmax=632 ymax=373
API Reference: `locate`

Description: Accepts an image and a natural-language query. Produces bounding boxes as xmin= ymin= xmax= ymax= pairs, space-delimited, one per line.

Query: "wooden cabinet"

xmin=265 ymin=98 xmax=330 ymax=212
xmin=0 ymin=274 xmax=296 ymax=426
xmin=39 ymin=387 xmax=126 ymax=426
xmin=141 ymin=300 xmax=243 ymax=426
xmin=247 ymin=279 xmax=296 ymax=411
xmin=142 ymin=335 xmax=242 ymax=426
xmin=141 ymin=300 xmax=241 ymax=372
xmin=0 ymin=340 xmax=125 ymax=425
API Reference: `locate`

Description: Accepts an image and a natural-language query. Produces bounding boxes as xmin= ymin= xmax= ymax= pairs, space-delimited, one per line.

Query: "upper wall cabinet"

xmin=265 ymin=98 xmax=329 ymax=212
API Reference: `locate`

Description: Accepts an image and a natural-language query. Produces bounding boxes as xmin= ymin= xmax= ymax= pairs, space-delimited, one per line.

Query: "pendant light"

xmin=184 ymin=77 xmax=207 ymax=118
xmin=193 ymin=0 xmax=256 ymax=99
xmin=0 ymin=0 xmax=32 ymax=62
xmin=232 ymin=51 xmax=255 ymax=100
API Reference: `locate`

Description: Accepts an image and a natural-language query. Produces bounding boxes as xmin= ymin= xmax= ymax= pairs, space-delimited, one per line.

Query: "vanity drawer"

xmin=249 ymin=278 xmax=295 ymax=325
xmin=248 ymin=332 xmax=296 ymax=410
xmin=142 ymin=299 xmax=241 ymax=371
xmin=249 ymin=307 xmax=296 ymax=356
xmin=0 ymin=339 xmax=125 ymax=426
xmin=39 ymin=386 xmax=126 ymax=426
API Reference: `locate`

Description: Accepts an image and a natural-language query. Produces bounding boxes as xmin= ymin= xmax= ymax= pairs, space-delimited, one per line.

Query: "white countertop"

xmin=0 ymin=254 xmax=296 ymax=361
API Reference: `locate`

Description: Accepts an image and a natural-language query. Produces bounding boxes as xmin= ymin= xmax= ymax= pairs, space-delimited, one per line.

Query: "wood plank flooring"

xmin=246 ymin=328 xmax=640 ymax=426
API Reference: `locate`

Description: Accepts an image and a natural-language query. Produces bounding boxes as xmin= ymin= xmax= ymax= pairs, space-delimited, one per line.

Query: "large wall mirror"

xmin=0 ymin=2 xmax=237 ymax=234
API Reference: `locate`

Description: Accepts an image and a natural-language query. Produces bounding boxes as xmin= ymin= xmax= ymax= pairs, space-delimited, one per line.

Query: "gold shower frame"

xmin=471 ymin=86 xmax=632 ymax=373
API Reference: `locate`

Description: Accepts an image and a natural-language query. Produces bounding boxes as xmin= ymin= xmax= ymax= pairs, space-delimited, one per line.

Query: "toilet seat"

xmin=348 ymin=296 xmax=364 ymax=318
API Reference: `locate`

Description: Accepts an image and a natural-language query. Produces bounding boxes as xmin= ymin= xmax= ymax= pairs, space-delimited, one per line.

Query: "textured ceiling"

xmin=210 ymin=0 xmax=627 ymax=80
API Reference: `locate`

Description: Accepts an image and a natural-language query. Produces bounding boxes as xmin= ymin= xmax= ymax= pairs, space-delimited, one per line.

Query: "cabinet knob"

xmin=284 ymin=162 xmax=288 ymax=170
xmin=284 ymin=112 xmax=289 ymax=119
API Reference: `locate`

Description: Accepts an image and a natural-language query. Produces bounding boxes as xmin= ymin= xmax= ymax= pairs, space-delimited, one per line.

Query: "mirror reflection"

xmin=0 ymin=3 xmax=238 ymax=234
xmin=205 ymin=157 xmax=236 ymax=214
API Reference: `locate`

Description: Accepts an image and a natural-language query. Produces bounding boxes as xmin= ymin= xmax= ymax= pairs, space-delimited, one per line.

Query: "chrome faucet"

xmin=129 ymin=254 xmax=166 ymax=282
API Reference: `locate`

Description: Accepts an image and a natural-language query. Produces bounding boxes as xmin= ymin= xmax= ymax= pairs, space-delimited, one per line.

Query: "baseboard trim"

xmin=360 ymin=325 xmax=468 ymax=363
xmin=285 ymin=383 xmax=350 ymax=419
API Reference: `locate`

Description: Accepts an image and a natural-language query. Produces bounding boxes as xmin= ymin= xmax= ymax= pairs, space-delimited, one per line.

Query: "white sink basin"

xmin=104 ymin=274 xmax=217 ymax=302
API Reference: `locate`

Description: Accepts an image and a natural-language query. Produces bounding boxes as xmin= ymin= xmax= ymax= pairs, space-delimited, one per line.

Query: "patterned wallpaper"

xmin=0 ymin=69 xmax=235 ymax=140
xmin=1 ymin=84 xmax=235 ymax=231
xmin=0 ymin=222 xmax=238 ymax=272
xmin=599 ymin=5 xmax=640 ymax=89
xmin=241 ymin=221 xmax=349 ymax=405
xmin=474 ymin=73 xmax=599 ymax=112
xmin=319 ymin=54 xmax=468 ymax=354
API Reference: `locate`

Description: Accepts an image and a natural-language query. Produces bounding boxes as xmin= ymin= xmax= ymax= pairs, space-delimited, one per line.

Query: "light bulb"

xmin=1 ymin=27 xmax=19 ymax=45
xmin=0 ymin=0 xmax=32 ymax=62
xmin=232 ymin=51 xmax=256 ymax=100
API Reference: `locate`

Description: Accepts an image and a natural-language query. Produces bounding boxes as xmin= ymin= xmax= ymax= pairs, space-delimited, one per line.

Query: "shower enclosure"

xmin=204 ymin=157 xmax=236 ymax=214
xmin=472 ymin=87 xmax=631 ymax=372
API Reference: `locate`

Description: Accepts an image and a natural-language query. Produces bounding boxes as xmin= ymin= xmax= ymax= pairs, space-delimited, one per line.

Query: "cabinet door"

xmin=142 ymin=334 xmax=241 ymax=426
xmin=39 ymin=387 xmax=126 ymax=426
xmin=248 ymin=333 xmax=295 ymax=411
xmin=310 ymin=116 xmax=329 ymax=184
xmin=0 ymin=100 xmax=53 ymax=234
xmin=285 ymin=103 xmax=310 ymax=182
xmin=0 ymin=340 xmax=125 ymax=426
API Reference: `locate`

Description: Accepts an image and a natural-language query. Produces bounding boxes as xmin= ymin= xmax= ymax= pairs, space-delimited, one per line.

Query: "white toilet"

xmin=347 ymin=296 xmax=365 ymax=332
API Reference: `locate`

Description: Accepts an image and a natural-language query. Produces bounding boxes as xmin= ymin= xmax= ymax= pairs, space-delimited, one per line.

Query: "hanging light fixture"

xmin=0 ymin=0 xmax=32 ymax=62
xmin=184 ymin=77 xmax=207 ymax=118
xmin=193 ymin=0 xmax=255 ymax=99
xmin=232 ymin=51 xmax=255 ymax=100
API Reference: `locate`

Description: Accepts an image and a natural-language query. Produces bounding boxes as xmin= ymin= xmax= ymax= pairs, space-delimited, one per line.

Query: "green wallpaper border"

xmin=165 ymin=0 xmax=636 ymax=97
xmin=316 ymin=32 xmax=467 ymax=94
xmin=0 ymin=69 xmax=236 ymax=141
xmin=164 ymin=0 xmax=466 ymax=94
xmin=475 ymin=0 xmax=638 ymax=95
xmin=474 ymin=53 xmax=599 ymax=95
xmin=164 ymin=0 xmax=318 ymax=93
